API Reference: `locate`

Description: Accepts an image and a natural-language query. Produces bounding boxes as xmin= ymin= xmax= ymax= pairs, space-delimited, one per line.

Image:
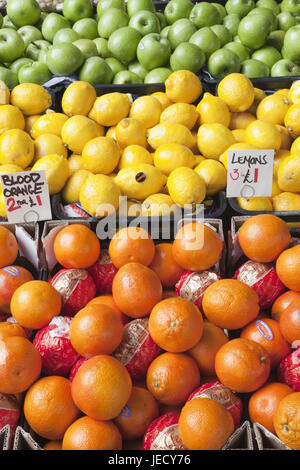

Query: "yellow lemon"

xmin=61 ymin=115 xmax=104 ymax=154
xmin=0 ymin=129 xmax=34 ymax=169
xmin=10 ymin=83 xmax=52 ymax=116
xmin=291 ymin=136 xmax=300 ymax=154
xmin=80 ymin=174 xmax=121 ymax=217
xmin=284 ymin=104 xmax=300 ymax=136
xmin=273 ymin=191 xmax=300 ymax=211
xmin=256 ymin=94 xmax=290 ymax=125
xmin=274 ymin=89 xmax=290 ymax=99
xmin=151 ymin=92 xmax=173 ymax=110
xmin=115 ymin=118 xmax=147 ymax=149
xmin=218 ymin=73 xmax=255 ymax=112
xmin=219 ymin=142 xmax=257 ymax=169
xmin=229 ymin=112 xmax=256 ymax=130
xmin=165 ymin=70 xmax=203 ymax=104
xmin=245 ymin=119 xmax=281 ymax=150
xmin=129 ymin=95 xmax=162 ymax=128
xmin=68 ymin=154 xmax=87 ymax=175
xmin=272 ymin=179 xmax=281 ymax=196
xmin=0 ymin=192 xmax=6 ymax=218
xmin=62 ymin=81 xmax=97 ymax=117
xmin=153 ymin=143 xmax=195 ymax=175
xmin=197 ymin=92 xmax=231 ymax=127
xmin=237 ymin=197 xmax=273 ymax=211
xmin=62 ymin=169 xmax=93 ymax=204
xmin=0 ymin=164 xmax=23 ymax=191
xmin=31 ymin=112 xmax=69 ymax=139
xmin=115 ymin=163 xmax=166 ymax=200
xmin=0 ymin=105 xmax=25 ymax=134
xmin=273 ymin=149 xmax=290 ymax=178
xmin=88 ymin=92 xmax=130 ymax=126
xmin=277 ymin=154 xmax=300 ymax=192
xmin=141 ymin=193 xmax=178 ymax=216
xmin=25 ymin=115 xmax=41 ymax=134
xmin=160 ymin=103 xmax=199 ymax=130
xmin=0 ymin=81 xmax=10 ymax=105
xmin=288 ymin=80 xmax=300 ymax=104
xmin=123 ymin=200 xmax=143 ymax=217
xmin=247 ymin=87 xmax=267 ymax=115
xmin=34 ymin=134 xmax=68 ymax=162
xmin=194 ymin=159 xmax=227 ymax=196
xmin=232 ymin=128 xmax=246 ymax=142
xmin=147 ymin=122 xmax=194 ymax=150
xmin=106 ymin=126 xmax=117 ymax=142
xmin=276 ymin=125 xmax=291 ymax=150
xmin=193 ymin=155 xmax=206 ymax=166
xmin=31 ymin=154 xmax=69 ymax=195
xmin=197 ymin=123 xmax=236 ymax=160
xmin=82 ymin=136 xmax=120 ymax=174
xmin=167 ymin=166 xmax=206 ymax=208
xmin=118 ymin=145 xmax=153 ymax=170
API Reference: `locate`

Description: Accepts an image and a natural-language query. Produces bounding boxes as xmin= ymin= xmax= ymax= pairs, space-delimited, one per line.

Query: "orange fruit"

xmin=43 ymin=441 xmax=62 ymax=450
xmin=114 ymin=386 xmax=159 ymax=440
xmin=172 ymin=222 xmax=223 ymax=271
xmin=241 ymin=317 xmax=291 ymax=368
xmin=279 ymin=296 xmax=300 ymax=344
xmin=248 ymin=382 xmax=293 ymax=434
xmin=10 ymin=280 xmax=62 ymax=329
xmin=148 ymin=297 xmax=203 ymax=352
xmin=202 ymin=279 xmax=260 ymax=330
xmin=178 ymin=397 xmax=234 ymax=450
xmin=146 ymin=352 xmax=200 ymax=405
xmin=276 ymin=245 xmax=300 ymax=291
xmin=0 ymin=336 xmax=41 ymax=394
xmin=87 ymin=294 xmax=128 ymax=324
xmin=238 ymin=214 xmax=291 ymax=263
xmin=0 ymin=266 xmax=34 ymax=314
xmin=188 ymin=320 xmax=229 ymax=376
xmin=148 ymin=243 xmax=184 ymax=288
xmin=108 ymin=226 xmax=155 ymax=269
xmin=24 ymin=376 xmax=80 ymax=441
xmin=0 ymin=321 xmax=26 ymax=341
xmin=271 ymin=291 xmax=299 ymax=322
xmin=215 ymin=338 xmax=271 ymax=393
xmin=71 ymin=355 xmax=132 ymax=421
xmin=112 ymin=262 xmax=162 ymax=318
xmin=62 ymin=416 xmax=122 ymax=450
xmin=69 ymin=303 xmax=123 ymax=358
xmin=273 ymin=392 xmax=300 ymax=449
xmin=54 ymin=224 xmax=101 ymax=269
xmin=0 ymin=226 xmax=18 ymax=268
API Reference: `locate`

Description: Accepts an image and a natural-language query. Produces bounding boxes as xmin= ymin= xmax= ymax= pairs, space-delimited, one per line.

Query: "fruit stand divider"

xmin=253 ymin=422 xmax=291 ymax=450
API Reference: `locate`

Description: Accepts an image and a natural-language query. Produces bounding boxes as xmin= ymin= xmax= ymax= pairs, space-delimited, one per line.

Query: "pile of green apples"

xmin=1 ymin=0 xmax=300 ymax=87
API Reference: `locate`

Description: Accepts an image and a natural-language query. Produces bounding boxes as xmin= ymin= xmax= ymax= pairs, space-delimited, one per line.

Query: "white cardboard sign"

xmin=0 ymin=171 xmax=52 ymax=223
xmin=226 ymin=149 xmax=274 ymax=198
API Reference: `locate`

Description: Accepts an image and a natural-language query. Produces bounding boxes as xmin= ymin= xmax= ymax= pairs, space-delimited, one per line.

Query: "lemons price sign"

xmin=226 ymin=149 xmax=274 ymax=198
xmin=0 ymin=171 xmax=52 ymax=223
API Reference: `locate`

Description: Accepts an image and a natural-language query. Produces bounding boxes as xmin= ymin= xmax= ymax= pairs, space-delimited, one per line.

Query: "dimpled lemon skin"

xmin=118 ymin=145 xmax=153 ymax=170
xmin=61 ymin=115 xmax=104 ymax=154
xmin=62 ymin=81 xmax=97 ymax=117
xmin=141 ymin=193 xmax=177 ymax=217
xmin=256 ymin=94 xmax=290 ymax=126
xmin=167 ymin=167 xmax=206 ymax=208
xmin=273 ymin=192 xmax=300 ymax=211
xmin=284 ymin=104 xmax=300 ymax=137
xmin=197 ymin=93 xmax=231 ymax=127
xmin=147 ymin=122 xmax=194 ymax=150
xmin=82 ymin=136 xmax=121 ymax=174
xmin=245 ymin=120 xmax=281 ymax=151
xmin=80 ymin=174 xmax=121 ymax=217
xmin=31 ymin=113 xmax=69 ymax=139
xmin=0 ymin=129 xmax=34 ymax=169
xmin=115 ymin=163 xmax=167 ymax=201
xmin=153 ymin=143 xmax=196 ymax=176
xmin=160 ymin=103 xmax=199 ymax=130
xmin=197 ymin=123 xmax=236 ymax=160
xmin=62 ymin=169 xmax=93 ymax=204
xmin=0 ymin=105 xmax=25 ymax=134
xmin=67 ymin=154 xmax=87 ymax=175
xmin=278 ymin=154 xmax=300 ymax=192
xmin=11 ymin=83 xmax=52 ymax=116
xmin=237 ymin=197 xmax=273 ymax=211
xmin=115 ymin=118 xmax=148 ymax=149
xmin=194 ymin=159 xmax=227 ymax=196
xmin=34 ymin=134 xmax=68 ymax=162
xmin=88 ymin=93 xmax=131 ymax=127
xmin=129 ymin=95 xmax=162 ymax=129
xmin=31 ymin=154 xmax=69 ymax=195
xmin=165 ymin=70 xmax=203 ymax=104
xmin=218 ymin=73 xmax=255 ymax=112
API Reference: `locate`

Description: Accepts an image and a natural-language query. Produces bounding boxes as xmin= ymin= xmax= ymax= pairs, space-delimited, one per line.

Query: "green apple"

xmin=277 ymin=11 xmax=296 ymax=31
xmin=280 ymin=0 xmax=300 ymax=15
xmin=161 ymin=26 xmax=171 ymax=38
xmin=62 ymin=0 xmax=93 ymax=22
xmin=53 ymin=28 xmax=80 ymax=45
xmin=238 ymin=14 xmax=271 ymax=49
xmin=0 ymin=14 xmax=3 ymax=29
xmin=0 ymin=29 xmax=25 ymax=63
xmin=42 ymin=13 xmax=70 ymax=43
xmin=266 ymin=30 xmax=286 ymax=51
xmin=7 ymin=0 xmax=41 ymax=27
xmin=113 ymin=70 xmax=142 ymax=83
xmin=34 ymin=11 xmax=46 ymax=30
xmin=170 ymin=42 xmax=205 ymax=73
xmin=144 ymin=67 xmax=172 ymax=83
xmin=128 ymin=60 xmax=148 ymax=79
xmin=73 ymin=39 xmax=98 ymax=59
xmin=241 ymin=58 xmax=269 ymax=77
xmin=79 ymin=56 xmax=113 ymax=83
xmin=190 ymin=2 xmax=221 ymax=28
xmin=271 ymin=58 xmax=300 ymax=76
xmin=46 ymin=43 xmax=84 ymax=76
xmin=129 ymin=10 xmax=160 ymax=36
xmin=137 ymin=33 xmax=171 ymax=70
xmin=2 ymin=15 xmax=17 ymax=30
xmin=105 ymin=56 xmax=126 ymax=75
xmin=283 ymin=25 xmax=300 ymax=64
xmin=10 ymin=57 xmax=33 ymax=74
xmin=164 ymin=0 xmax=194 ymax=25
xmin=18 ymin=61 xmax=51 ymax=85
xmin=252 ymin=46 xmax=282 ymax=69
xmin=168 ymin=19 xmax=197 ymax=50
xmin=223 ymin=14 xmax=240 ymax=36
xmin=127 ymin=0 xmax=156 ymax=17
xmin=256 ymin=0 xmax=280 ymax=14
xmin=0 ymin=66 xmax=18 ymax=87
xmin=295 ymin=15 xmax=300 ymax=24
xmin=207 ymin=48 xmax=240 ymax=79
xmin=38 ymin=49 xmax=48 ymax=64
xmin=17 ymin=25 xmax=42 ymax=49
xmin=210 ymin=24 xmax=232 ymax=46
xmin=212 ymin=3 xmax=227 ymax=20
xmin=248 ymin=7 xmax=278 ymax=32
xmin=189 ymin=27 xmax=221 ymax=58
xmin=97 ymin=0 xmax=126 ymax=17
xmin=156 ymin=12 xmax=168 ymax=30
xmin=94 ymin=38 xmax=110 ymax=57
xmin=108 ymin=27 xmax=142 ymax=65
xmin=225 ymin=0 xmax=255 ymax=18
xmin=26 ymin=39 xmax=51 ymax=61
xmin=98 ymin=8 xmax=129 ymax=39
xmin=224 ymin=41 xmax=250 ymax=61
xmin=73 ymin=18 xmax=98 ymax=39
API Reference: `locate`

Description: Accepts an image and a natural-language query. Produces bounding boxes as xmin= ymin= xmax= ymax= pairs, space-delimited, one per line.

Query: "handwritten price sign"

xmin=226 ymin=149 xmax=274 ymax=198
xmin=0 ymin=171 xmax=52 ymax=223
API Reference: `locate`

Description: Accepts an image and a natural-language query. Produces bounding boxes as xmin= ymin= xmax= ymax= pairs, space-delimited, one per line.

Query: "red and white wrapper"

xmin=143 ymin=412 xmax=186 ymax=450
xmin=33 ymin=316 xmax=80 ymax=377
xmin=278 ymin=347 xmax=300 ymax=392
xmin=0 ymin=393 xmax=20 ymax=448
xmin=113 ymin=318 xmax=160 ymax=380
xmin=63 ymin=203 xmax=90 ymax=218
xmin=187 ymin=381 xmax=243 ymax=430
xmin=69 ymin=357 xmax=87 ymax=382
xmin=49 ymin=268 xmax=96 ymax=316
xmin=175 ymin=270 xmax=221 ymax=312
xmin=87 ymin=250 xmax=118 ymax=295
xmin=6 ymin=316 xmax=32 ymax=339
xmin=233 ymin=260 xmax=286 ymax=309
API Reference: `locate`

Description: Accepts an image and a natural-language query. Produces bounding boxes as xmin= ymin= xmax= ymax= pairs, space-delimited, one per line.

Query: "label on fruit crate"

xmin=226 ymin=149 xmax=274 ymax=198
xmin=0 ymin=171 xmax=52 ymax=223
